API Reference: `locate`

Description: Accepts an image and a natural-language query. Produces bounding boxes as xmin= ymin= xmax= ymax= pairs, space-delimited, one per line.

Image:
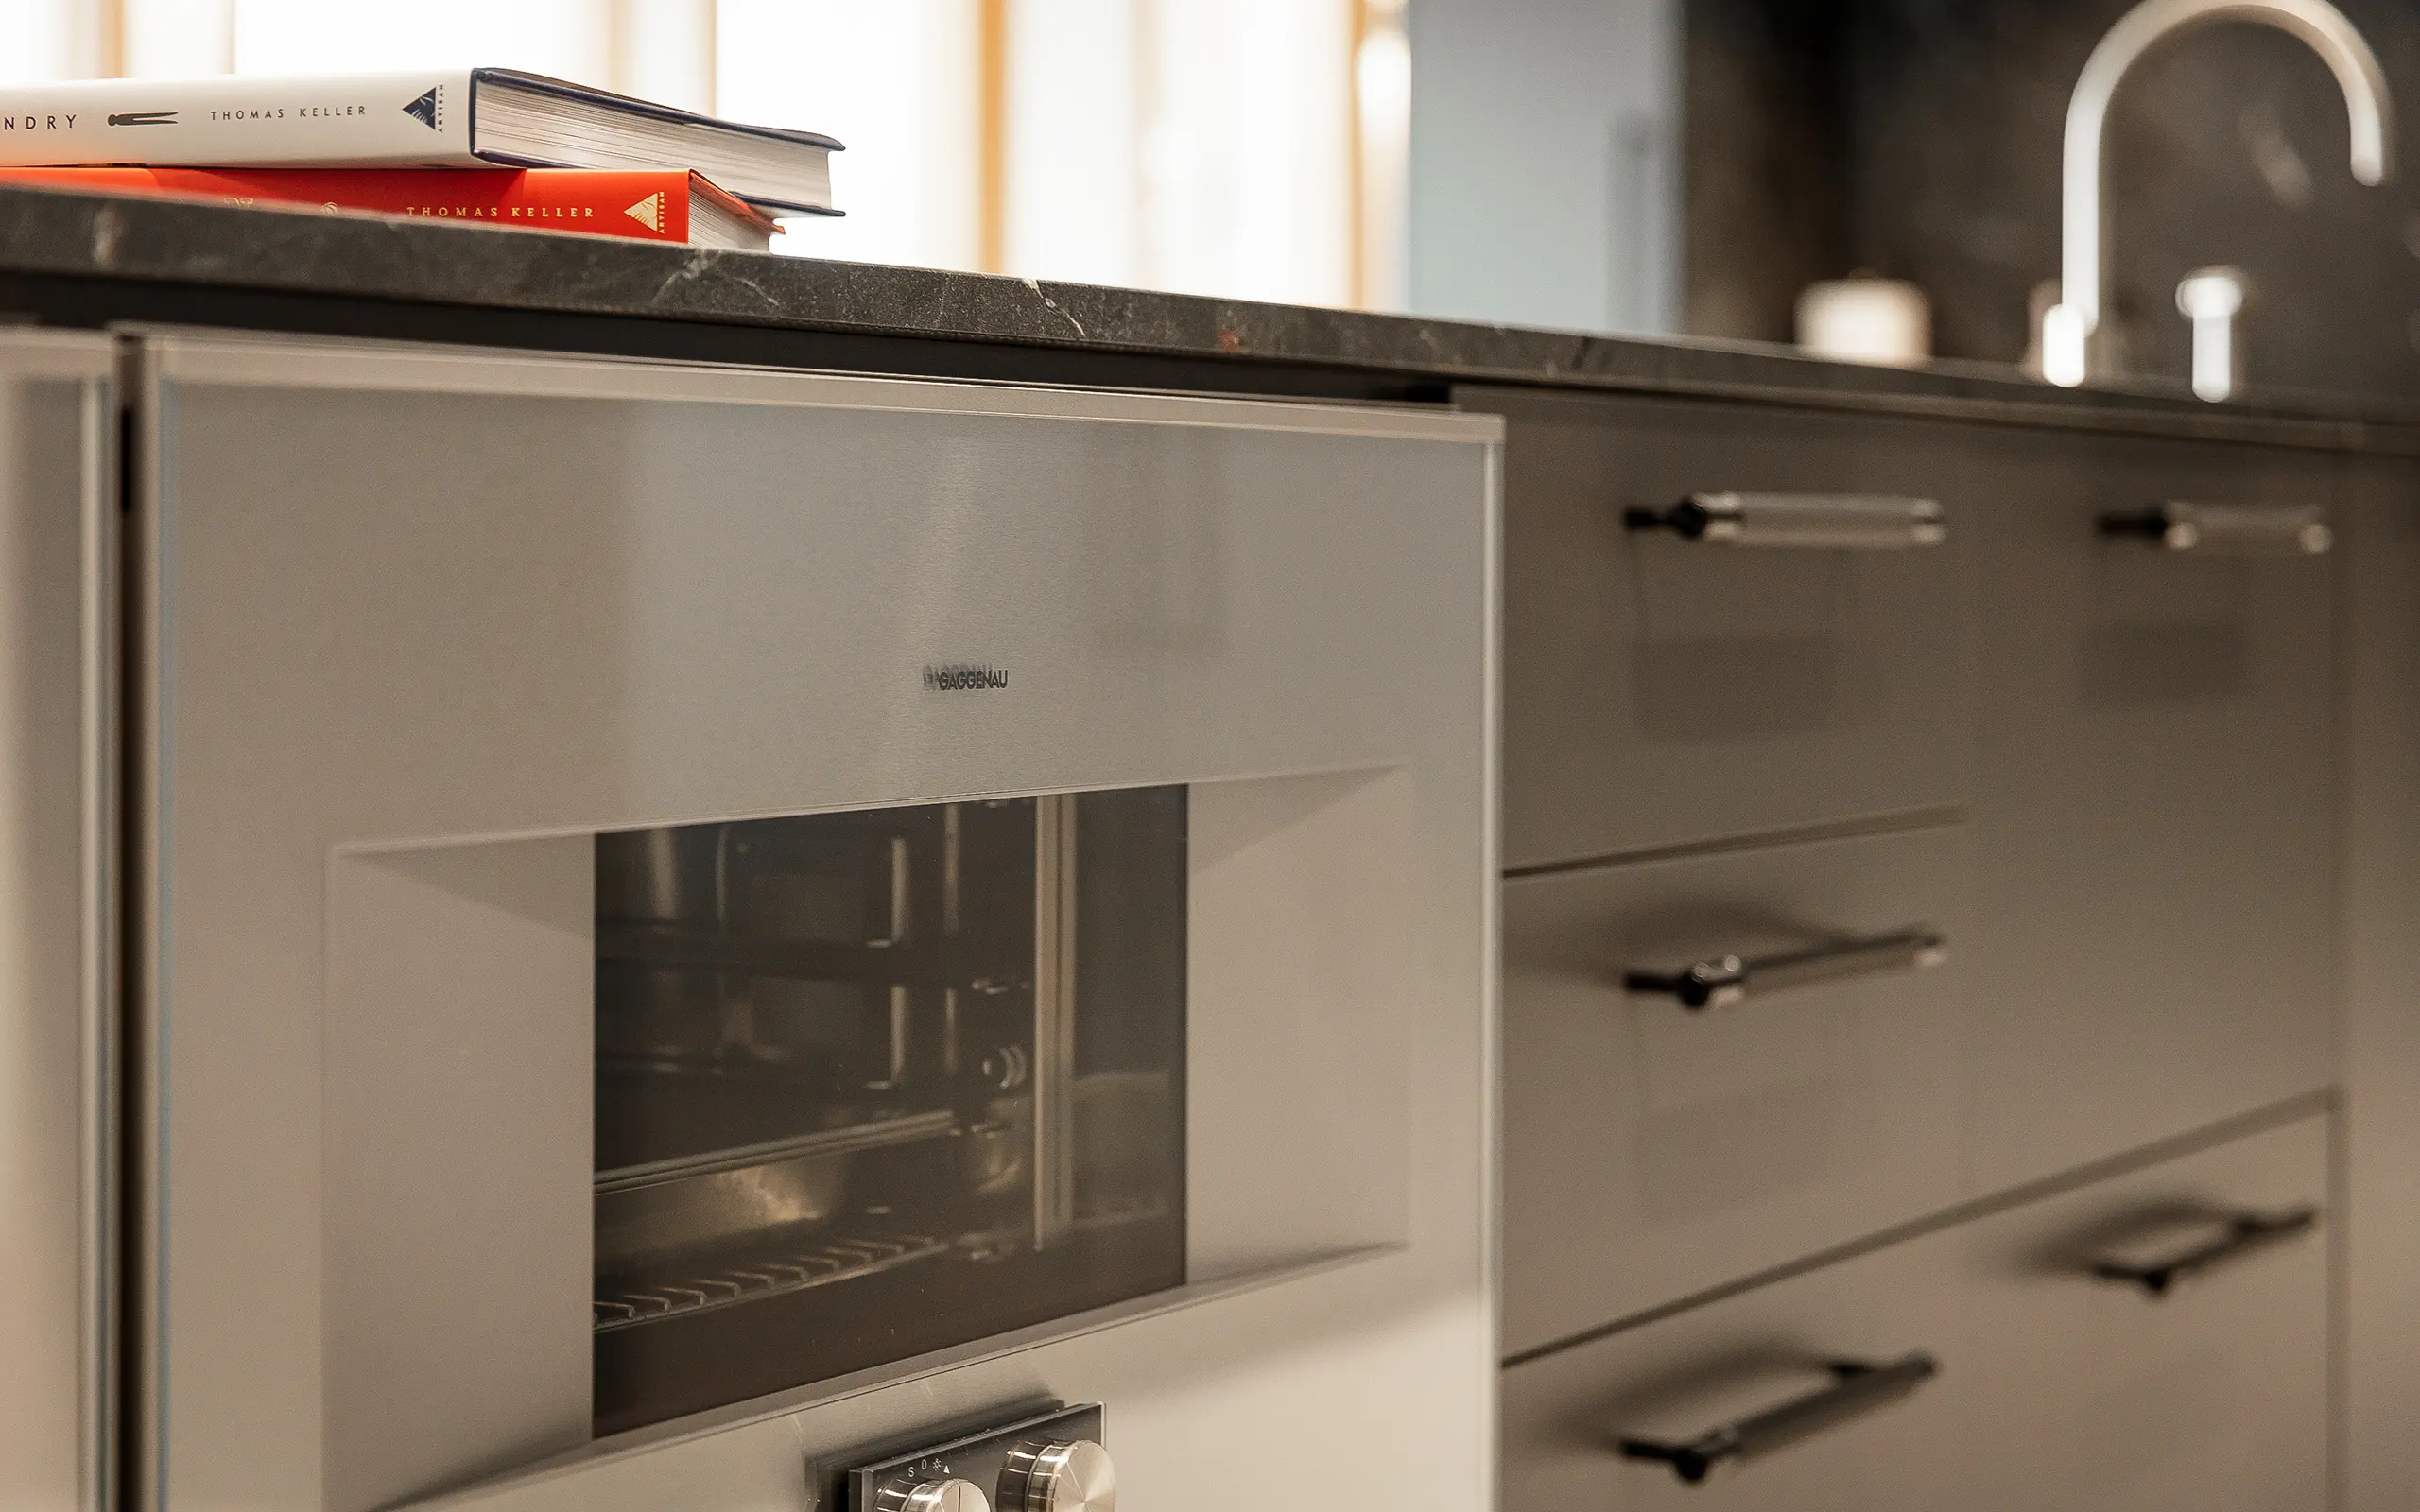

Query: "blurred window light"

xmin=721 ymin=0 xmax=981 ymax=271
xmin=1003 ymin=0 xmax=1357 ymax=306
xmin=28 ymin=0 xmax=1388 ymax=305
xmin=1 ymin=0 xmax=111 ymax=81
xmin=613 ymin=0 xmax=715 ymax=113
xmin=1004 ymin=0 xmax=1143 ymax=287
xmin=123 ymin=0 xmax=230 ymax=76
xmin=1355 ymin=0 xmax=1409 ymax=311
xmin=231 ymin=0 xmax=611 ymax=78
xmin=1142 ymin=0 xmax=1355 ymax=305
xmin=0 ymin=0 xmax=78 ymax=84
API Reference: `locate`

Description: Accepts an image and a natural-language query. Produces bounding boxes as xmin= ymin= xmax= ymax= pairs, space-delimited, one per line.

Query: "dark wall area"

xmin=1687 ymin=0 xmax=2420 ymax=399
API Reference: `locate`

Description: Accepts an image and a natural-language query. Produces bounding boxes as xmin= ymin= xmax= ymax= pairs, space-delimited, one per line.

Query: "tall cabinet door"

xmin=0 ymin=331 xmax=116 ymax=1512
xmin=1964 ymin=431 xmax=2337 ymax=1194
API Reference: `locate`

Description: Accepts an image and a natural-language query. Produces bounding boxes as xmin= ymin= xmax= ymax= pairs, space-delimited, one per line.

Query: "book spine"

xmin=0 ymin=166 xmax=706 ymax=242
xmin=0 ymin=72 xmax=479 ymax=169
xmin=0 ymin=168 xmax=703 ymax=242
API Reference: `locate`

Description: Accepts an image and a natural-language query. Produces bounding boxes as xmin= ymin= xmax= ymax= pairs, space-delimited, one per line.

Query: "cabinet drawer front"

xmin=1500 ymin=1112 xmax=2327 ymax=1511
xmin=1953 ymin=1112 xmax=2329 ymax=1510
xmin=1483 ymin=386 xmax=1973 ymax=869
xmin=1503 ymin=824 xmax=1968 ymax=1352
xmin=1503 ymin=1218 xmax=1962 ymax=1510
xmin=1967 ymin=434 xmax=2336 ymax=1194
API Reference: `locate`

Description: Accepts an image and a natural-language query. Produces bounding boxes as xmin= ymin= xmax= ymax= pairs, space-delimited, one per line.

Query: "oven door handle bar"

xmin=1623 ymin=491 xmax=1947 ymax=549
xmin=1617 ymin=1351 xmax=1940 ymax=1485
xmin=1623 ymin=927 xmax=1947 ymax=1011
xmin=2089 ymin=1207 xmax=2321 ymax=1297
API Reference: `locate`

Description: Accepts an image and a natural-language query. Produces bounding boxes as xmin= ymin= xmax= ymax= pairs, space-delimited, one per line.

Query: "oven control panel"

xmin=847 ymin=1403 xmax=1113 ymax=1512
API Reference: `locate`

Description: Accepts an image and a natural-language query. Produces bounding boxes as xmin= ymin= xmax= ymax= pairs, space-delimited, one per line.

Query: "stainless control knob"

xmin=879 ymin=1477 xmax=992 ymax=1512
xmin=1000 ymin=1440 xmax=1116 ymax=1512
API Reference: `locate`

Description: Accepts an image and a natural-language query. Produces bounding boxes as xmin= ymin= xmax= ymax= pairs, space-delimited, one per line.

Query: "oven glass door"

xmin=591 ymin=787 xmax=1186 ymax=1432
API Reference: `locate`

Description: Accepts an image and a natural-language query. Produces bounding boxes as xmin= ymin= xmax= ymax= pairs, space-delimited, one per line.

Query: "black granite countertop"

xmin=2 ymin=181 xmax=2414 ymax=453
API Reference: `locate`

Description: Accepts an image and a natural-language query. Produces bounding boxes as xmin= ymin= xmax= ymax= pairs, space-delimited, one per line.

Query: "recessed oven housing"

xmin=132 ymin=335 xmax=1500 ymax=1512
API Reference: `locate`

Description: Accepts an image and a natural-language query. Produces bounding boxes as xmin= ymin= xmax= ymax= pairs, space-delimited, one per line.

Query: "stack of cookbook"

xmin=0 ymin=69 xmax=840 ymax=251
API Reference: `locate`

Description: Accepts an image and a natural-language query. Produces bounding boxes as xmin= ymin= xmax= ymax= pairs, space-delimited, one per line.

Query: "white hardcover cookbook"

xmin=0 ymin=70 xmax=840 ymax=215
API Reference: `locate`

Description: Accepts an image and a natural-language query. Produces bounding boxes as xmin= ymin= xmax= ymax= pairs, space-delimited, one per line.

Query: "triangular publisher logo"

xmin=403 ymin=87 xmax=441 ymax=130
xmin=624 ymin=192 xmax=666 ymax=232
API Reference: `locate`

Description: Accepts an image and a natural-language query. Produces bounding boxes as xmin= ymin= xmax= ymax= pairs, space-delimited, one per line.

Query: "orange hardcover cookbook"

xmin=0 ymin=165 xmax=781 ymax=250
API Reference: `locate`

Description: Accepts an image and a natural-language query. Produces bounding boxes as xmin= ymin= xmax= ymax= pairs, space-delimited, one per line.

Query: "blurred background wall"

xmin=0 ymin=0 xmax=1409 ymax=309
xmin=7 ymin=0 xmax=2418 ymax=395
xmin=1407 ymin=0 xmax=1680 ymax=335
xmin=1686 ymin=0 xmax=2420 ymax=397
xmin=1406 ymin=0 xmax=2420 ymax=395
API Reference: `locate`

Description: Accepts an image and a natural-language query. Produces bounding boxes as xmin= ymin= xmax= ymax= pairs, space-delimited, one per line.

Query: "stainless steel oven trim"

xmin=77 ymin=348 xmax=120 ymax=1512
xmin=131 ymin=331 xmax=1503 ymax=1512
xmin=133 ymin=327 xmax=1508 ymax=446
xmin=0 ymin=327 xmax=122 ymax=1512
xmin=401 ymin=1244 xmax=1404 ymax=1510
xmin=128 ymin=335 xmax=170 ymax=1512
xmin=315 ymin=762 xmax=1422 ymax=861
xmin=1478 ymin=437 xmax=1505 ymax=1481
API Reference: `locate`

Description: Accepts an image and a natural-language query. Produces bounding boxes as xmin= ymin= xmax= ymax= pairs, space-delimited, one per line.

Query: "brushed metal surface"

xmin=889 ymin=1479 xmax=990 ymax=1512
xmin=133 ymin=333 xmax=1500 ymax=1512
xmin=1011 ymin=1440 xmax=1115 ymax=1512
xmin=0 ymin=330 xmax=114 ymax=1512
xmin=322 ymin=839 xmax=596 ymax=1511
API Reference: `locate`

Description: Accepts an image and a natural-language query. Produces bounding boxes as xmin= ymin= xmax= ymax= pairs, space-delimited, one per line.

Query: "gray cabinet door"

xmin=1951 ymin=1110 xmax=2329 ymax=1511
xmin=1501 ymin=1108 xmax=2329 ymax=1511
xmin=1477 ymin=385 xmax=1974 ymax=870
xmin=0 ymin=331 xmax=114 ymax=1512
xmin=1964 ymin=433 xmax=2337 ymax=1194
xmin=2335 ymin=455 xmax=2420 ymax=1512
xmin=1503 ymin=1195 xmax=1962 ymax=1510
xmin=1502 ymin=822 xmax=1968 ymax=1352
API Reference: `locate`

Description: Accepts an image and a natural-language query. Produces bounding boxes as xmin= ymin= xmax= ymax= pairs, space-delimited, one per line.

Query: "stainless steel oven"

xmin=588 ymin=789 xmax=1190 ymax=1434
xmin=119 ymin=333 xmax=1501 ymax=1512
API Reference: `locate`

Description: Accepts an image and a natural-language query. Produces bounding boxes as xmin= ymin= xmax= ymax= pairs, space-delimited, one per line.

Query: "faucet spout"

xmin=2044 ymin=0 xmax=2394 ymax=387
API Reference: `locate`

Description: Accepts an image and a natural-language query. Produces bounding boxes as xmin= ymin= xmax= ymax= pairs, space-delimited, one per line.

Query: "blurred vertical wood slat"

xmin=1348 ymin=0 xmax=1370 ymax=309
xmin=977 ymin=0 xmax=1008 ymax=274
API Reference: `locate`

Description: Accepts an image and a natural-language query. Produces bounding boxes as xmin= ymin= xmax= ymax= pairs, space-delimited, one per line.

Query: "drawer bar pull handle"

xmin=1624 ymin=492 xmax=1947 ymax=549
xmin=1617 ymin=1351 xmax=1940 ymax=1485
xmin=2090 ymin=1206 xmax=2320 ymax=1297
xmin=2098 ymin=501 xmax=2333 ymax=555
xmin=1625 ymin=927 xmax=1947 ymax=1010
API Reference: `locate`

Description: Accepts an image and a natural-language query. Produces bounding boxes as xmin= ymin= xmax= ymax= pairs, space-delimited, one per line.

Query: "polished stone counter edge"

xmin=0 ymin=181 xmax=2412 ymax=454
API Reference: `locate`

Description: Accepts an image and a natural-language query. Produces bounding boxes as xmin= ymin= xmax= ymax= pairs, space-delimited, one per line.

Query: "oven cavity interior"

xmin=590 ymin=789 xmax=1188 ymax=1433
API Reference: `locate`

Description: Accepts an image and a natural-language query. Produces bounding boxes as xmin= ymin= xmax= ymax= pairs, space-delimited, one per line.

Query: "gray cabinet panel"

xmin=1503 ymin=1202 xmax=1961 ymax=1510
xmin=0 ymin=332 xmax=113 ymax=1512
xmin=1501 ymin=1111 xmax=2328 ymax=1511
xmin=1502 ymin=824 xmax=1968 ymax=1353
xmin=1965 ymin=434 xmax=2336 ymax=1195
xmin=1952 ymin=1112 xmax=2328 ymax=1511
xmin=2332 ymin=457 xmax=2420 ymax=1512
xmin=1478 ymin=386 xmax=1973 ymax=870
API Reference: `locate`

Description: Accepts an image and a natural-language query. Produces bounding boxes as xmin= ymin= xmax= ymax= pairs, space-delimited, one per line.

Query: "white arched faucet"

xmin=2041 ymin=0 xmax=2394 ymax=387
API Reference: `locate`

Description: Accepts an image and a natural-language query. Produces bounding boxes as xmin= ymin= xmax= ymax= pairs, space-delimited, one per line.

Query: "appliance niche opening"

xmin=589 ymin=788 xmax=1188 ymax=1435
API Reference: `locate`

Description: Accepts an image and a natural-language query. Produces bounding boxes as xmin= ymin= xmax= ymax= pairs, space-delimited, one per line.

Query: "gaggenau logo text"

xmin=923 ymin=663 xmax=1009 ymax=692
